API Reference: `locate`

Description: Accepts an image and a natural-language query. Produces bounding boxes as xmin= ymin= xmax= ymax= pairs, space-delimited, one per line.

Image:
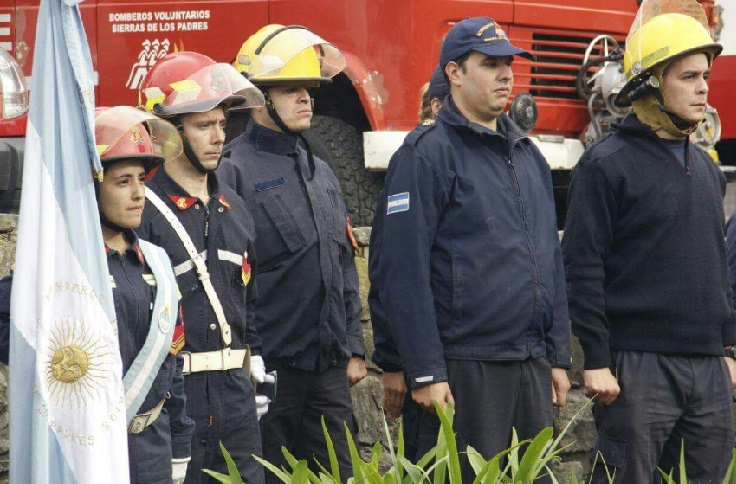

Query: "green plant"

xmin=206 ymin=400 xmax=736 ymax=484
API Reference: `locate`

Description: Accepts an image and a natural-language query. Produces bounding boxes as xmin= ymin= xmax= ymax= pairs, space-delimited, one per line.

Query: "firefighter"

xmin=372 ymin=64 xmax=451 ymax=463
xmin=220 ymin=25 xmax=367 ymax=480
xmin=562 ymin=0 xmax=736 ymax=481
xmin=136 ymin=52 xmax=268 ymax=484
xmin=369 ymin=17 xmax=572 ymax=481
xmin=93 ymin=106 xmax=195 ymax=483
xmin=418 ymin=65 xmax=450 ymax=122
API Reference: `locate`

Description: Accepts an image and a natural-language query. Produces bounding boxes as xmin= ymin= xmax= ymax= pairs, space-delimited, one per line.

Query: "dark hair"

xmin=444 ymin=51 xmax=472 ymax=84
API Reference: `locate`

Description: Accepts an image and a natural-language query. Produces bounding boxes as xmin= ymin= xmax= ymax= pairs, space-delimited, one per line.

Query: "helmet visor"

xmin=95 ymin=106 xmax=182 ymax=163
xmin=154 ymin=63 xmax=265 ymax=116
xmin=248 ymin=27 xmax=345 ymax=80
xmin=626 ymin=0 xmax=710 ymax=76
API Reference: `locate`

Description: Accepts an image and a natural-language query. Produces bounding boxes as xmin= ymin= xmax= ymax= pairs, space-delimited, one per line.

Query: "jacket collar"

xmin=151 ymin=166 xmax=224 ymax=211
xmin=245 ymin=120 xmax=301 ymax=156
xmin=105 ymin=230 xmax=145 ymax=265
xmin=438 ymin=95 xmax=528 ymax=145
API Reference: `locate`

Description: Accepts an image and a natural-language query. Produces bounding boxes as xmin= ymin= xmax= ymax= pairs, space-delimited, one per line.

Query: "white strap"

xmin=180 ymin=349 xmax=247 ymax=375
xmin=145 ymin=190 xmax=232 ymax=346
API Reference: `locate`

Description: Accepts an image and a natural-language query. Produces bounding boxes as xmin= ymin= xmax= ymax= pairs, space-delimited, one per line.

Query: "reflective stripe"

xmin=217 ymin=249 xmax=242 ymax=266
xmin=173 ymin=249 xmax=207 ymax=276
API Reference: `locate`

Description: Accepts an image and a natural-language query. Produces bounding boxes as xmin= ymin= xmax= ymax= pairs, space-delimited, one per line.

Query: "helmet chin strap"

xmin=264 ymin=91 xmax=316 ymax=180
xmin=172 ymin=116 xmax=219 ymax=174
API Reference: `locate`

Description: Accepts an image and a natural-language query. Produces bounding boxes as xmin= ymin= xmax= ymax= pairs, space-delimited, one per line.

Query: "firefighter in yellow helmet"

xmin=562 ymin=1 xmax=736 ymax=481
xmin=220 ymin=25 xmax=367 ymax=481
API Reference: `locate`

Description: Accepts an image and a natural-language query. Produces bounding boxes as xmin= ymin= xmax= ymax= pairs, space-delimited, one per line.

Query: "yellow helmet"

xmin=234 ymin=24 xmax=345 ymax=87
xmin=614 ymin=0 xmax=721 ymax=138
xmin=615 ymin=1 xmax=721 ymax=107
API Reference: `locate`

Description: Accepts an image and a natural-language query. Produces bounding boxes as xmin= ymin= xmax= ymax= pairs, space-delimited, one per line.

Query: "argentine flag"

xmin=10 ymin=0 xmax=129 ymax=481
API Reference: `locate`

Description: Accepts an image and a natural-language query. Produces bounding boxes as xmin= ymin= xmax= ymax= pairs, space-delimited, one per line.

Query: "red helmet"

xmin=95 ymin=106 xmax=182 ymax=177
xmin=139 ymin=51 xmax=264 ymax=117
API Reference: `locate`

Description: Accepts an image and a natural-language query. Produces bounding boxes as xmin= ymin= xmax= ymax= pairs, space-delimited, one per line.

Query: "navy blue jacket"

xmin=370 ymin=99 xmax=572 ymax=389
xmin=727 ymin=209 xmax=736 ymax=311
xmin=563 ymin=114 xmax=736 ymax=369
xmin=0 ymin=274 xmax=9 ymax=365
xmin=219 ymin=121 xmax=365 ymax=372
xmin=107 ymin=232 xmax=194 ymax=482
xmin=136 ymin=168 xmax=263 ymax=448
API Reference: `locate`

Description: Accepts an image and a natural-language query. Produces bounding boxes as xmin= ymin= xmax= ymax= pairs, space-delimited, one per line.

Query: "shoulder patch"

xmin=404 ymin=120 xmax=439 ymax=147
xmin=387 ymin=192 xmax=410 ymax=215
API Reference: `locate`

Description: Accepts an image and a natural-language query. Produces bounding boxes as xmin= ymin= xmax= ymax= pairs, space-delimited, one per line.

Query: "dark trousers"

xmin=185 ymin=370 xmax=265 ymax=484
xmin=416 ymin=357 xmax=553 ymax=482
xmin=591 ymin=351 xmax=734 ymax=484
xmin=260 ymin=368 xmax=356 ymax=483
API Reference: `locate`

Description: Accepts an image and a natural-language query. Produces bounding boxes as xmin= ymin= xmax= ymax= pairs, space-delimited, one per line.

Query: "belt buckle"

xmin=180 ymin=351 xmax=192 ymax=376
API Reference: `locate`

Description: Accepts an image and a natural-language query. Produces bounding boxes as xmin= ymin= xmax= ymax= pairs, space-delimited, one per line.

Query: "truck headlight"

xmin=0 ymin=48 xmax=29 ymax=120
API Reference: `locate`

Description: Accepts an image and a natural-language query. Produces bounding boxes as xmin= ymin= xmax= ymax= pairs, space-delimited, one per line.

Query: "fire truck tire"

xmin=305 ymin=115 xmax=383 ymax=227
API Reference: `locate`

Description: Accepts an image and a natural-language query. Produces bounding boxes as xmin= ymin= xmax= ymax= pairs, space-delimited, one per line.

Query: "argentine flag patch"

xmin=387 ymin=192 xmax=410 ymax=215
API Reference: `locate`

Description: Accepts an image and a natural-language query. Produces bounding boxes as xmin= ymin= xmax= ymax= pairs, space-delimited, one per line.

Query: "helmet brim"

xmin=615 ymin=43 xmax=722 ymax=107
xmin=153 ymin=94 xmax=251 ymax=117
xmin=249 ymin=76 xmax=333 ymax=88
xmin=101 ymin=154 xmax=165 ymax=174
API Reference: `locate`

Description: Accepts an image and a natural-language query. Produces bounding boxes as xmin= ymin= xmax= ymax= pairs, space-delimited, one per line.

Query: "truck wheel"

xmin=305 ymin=115 xmax=383 ymax=227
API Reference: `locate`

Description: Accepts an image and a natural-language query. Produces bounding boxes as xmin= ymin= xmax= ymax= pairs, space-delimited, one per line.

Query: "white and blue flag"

xmin=10 ymin=0 xmax=129 ymax=482
xmin=387 ymin=192 xmax=410 ymax=215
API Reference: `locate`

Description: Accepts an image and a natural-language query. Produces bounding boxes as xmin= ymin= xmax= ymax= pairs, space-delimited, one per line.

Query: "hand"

xmin=551 ymin=367 xmax=571 ymax=407
xmin=347 ymin=356 xmax=367 ymax=387
xmin=383 ymin=371 xmax=407 ymax=419
xmin=411 ymin=382 xmax=454 ymax=414
xmin=255 ymin=394 xmax=270 ymax=420
xmin=584 ymin=368 xmax=620 ymax=406
xmin=250 ymin=355 xmax=275 ymax=385
xmin=172 ymin=457 xmax=190 ymax=484
xmin=724 ymin=357 xmax=736 ymax=390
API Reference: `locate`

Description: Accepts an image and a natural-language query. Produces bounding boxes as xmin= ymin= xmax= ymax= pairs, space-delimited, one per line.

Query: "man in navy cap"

xmin=369 ymin=17 xmax=572 ymax=479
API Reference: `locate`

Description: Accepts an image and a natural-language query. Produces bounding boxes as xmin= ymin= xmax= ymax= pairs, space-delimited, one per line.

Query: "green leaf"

xmin=435 ymin=402 xmax=463 ymax=484
xmin=515 ymin=427 xmax=554 ymax=482
xmin=466 ymin=446 xmax=487 ymax=478
xmin=508 ymin=429 xmax=520 ymax=476
xmin=216 ymin=441 xmax=243 ymax=484
xmin=254 ymin=456 xmax=293 ymax=483
xmin=321 ymin=416 xmax=342 ymax=483
xmin=398 ymin=456 xmax=426 ymax=482
xmin=292 ymin=460 xmax=311 ymax=484
xmin=346 ymin=422 xmax=367 ymax=483
xmin=679 ymin=440 xmax=687 ymax=484
xmin=202 ymin=469 xmax=233 ymax=484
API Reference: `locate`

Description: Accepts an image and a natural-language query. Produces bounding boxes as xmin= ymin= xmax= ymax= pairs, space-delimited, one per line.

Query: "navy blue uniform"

xmin=219 ymin=121 xmax=365 ymax=479
xmin=563 ymin=114 xmax=735 ymax=482
xmin=370 ymin=99 xmax=571 ymax=479
xmin=0 ymin=274 xmax=9 ymax=365
xmin=108 ymin=231 xmax=194 ymax=484
xmin=371 ymin=99 xmax=571 ymax=387
xmin=137 ymin=169 xmax=264 ymax=484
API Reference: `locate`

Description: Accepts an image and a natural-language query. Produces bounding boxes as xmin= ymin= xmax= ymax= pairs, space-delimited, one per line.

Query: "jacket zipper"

xmin=505 ymin=141 xmax=542 ymax=321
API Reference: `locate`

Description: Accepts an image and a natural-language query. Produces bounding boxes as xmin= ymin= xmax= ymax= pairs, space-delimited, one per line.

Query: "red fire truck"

xmin=0 ymin=0 xmax=733 ymax=225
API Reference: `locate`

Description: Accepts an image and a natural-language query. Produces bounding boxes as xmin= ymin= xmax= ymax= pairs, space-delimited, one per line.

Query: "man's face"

xmin=99 ymin=160 xmax=146 ymax=229
xmin=448 ymin=52 xmax=514 ymax=123
xmin=180 ymin=108 xmax=226 ymax=171
xmin=264 ymin=86 xmax=313 ymax=133
xmin=662 ymin=53 xmax=710 ymax=125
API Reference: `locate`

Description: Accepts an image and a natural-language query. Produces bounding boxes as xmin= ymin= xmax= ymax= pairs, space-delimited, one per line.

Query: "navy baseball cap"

xmin=440 ymin=17 xmax=534 ymax=69
xmin=428 ymin=65 xmax=450 ymax=100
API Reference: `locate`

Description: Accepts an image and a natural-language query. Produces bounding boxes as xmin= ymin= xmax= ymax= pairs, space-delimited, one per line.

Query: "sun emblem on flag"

xmin=44 ymin=318 xmax=112 ymax=408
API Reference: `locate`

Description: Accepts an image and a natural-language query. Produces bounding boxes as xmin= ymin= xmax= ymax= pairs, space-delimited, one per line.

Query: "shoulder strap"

xmin=144 ymin=190 xmax=232 ymax=346
xmin=123 ymin=240 xmax=178 ymax=423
